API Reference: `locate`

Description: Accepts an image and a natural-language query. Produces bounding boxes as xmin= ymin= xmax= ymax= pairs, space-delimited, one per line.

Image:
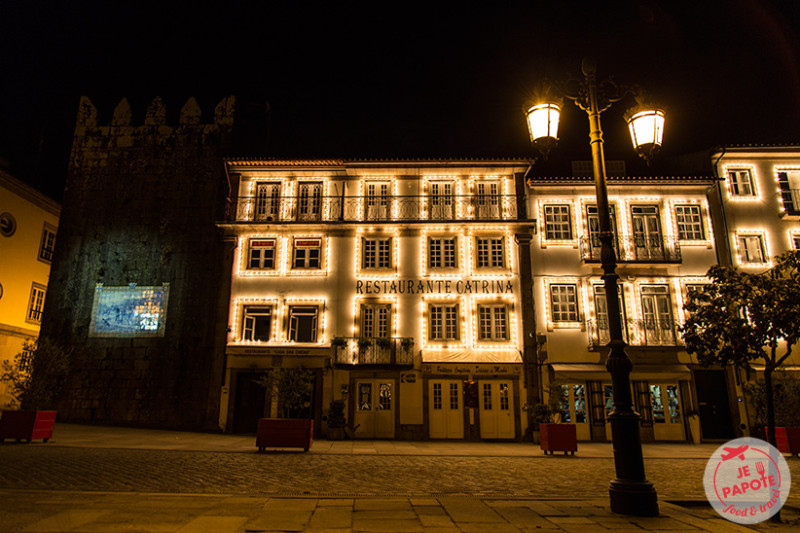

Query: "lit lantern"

xmin=525 ymin=102 xmax=560 ymax=157
xmin=625 ymin=108 xmax=665 ymax=163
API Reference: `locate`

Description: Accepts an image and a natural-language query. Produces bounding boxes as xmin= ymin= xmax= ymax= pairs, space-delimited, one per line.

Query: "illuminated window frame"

xmin=293 ymin=177 xmax=329 ymax=221
xmin=231 ymin=297 xmax=281 ymax=343
xmin=422 ymin=176 xmax=461 ymax=219
xmin=673 ymin=204 xmax=705 ymax=241
xmin=285 ymin=297 xmax=327 ymax=344
xmin=543 ymin=279 xmax=583 ymax=329
xmin=421 ymin=229 xmax=463 ymax=278
xmin=354 ymin=228 xmax=399 ymax=279
xmin=287 ymin=235 xmax=328 ymax=276
xmin=236 ymin=234 xmax=284 ymax=277
xmin=679 ymin=277 xmax=711 ymax=322
xmin=538 ymin=200 xmax=578 ymax=247
xmin=469 ymin=175 xmax=508 ymax=219
xmin=789 ymin=231 xmax=800 ymax=251
xmin=352 ymin=296 xmax=398 ymax=338
xmin=248 ymin=179 xmax=285 ymax=221
xmin=421 ymin=295 xmax=466 ymax=349
xmin=735 ymin=230 xmax=770 ymax=267
xmin=468 ymin=227 xmax=512 ymax=277
xmin=543 ymin=204 xmax=574 ymax=241
xmin=471 ymin=295 xmax=517 ymax=349
xmin=360 ymin=177 xmax=396 ymax=220
xmin=723 ymin=164 xmax=759 ymax=200
xmin=242 ymin=305 xmax=275 ymax=342
xmin=774 ymin=165 xmax=800 ymax=214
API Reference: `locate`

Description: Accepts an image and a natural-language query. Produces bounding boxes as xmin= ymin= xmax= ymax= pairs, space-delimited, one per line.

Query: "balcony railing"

xmin=579 ymin=236 xmax=682 ymax=263
xmin=333 ymin=337 xmax=414 ymax=366
xmin=228 ymin=195 xmax=518 ymax=223
xmin=587 ymin=319 xmax=682 ymax=347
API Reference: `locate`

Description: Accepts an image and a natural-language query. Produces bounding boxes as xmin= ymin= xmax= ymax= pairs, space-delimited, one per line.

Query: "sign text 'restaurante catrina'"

xmin=356 ymin=279 xmax=514 ymax=295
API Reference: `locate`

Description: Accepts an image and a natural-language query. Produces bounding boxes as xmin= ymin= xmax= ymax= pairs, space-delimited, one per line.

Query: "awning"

xmin=550 ymin=363 xmax=691 ymax=382
xmin=421 ymin=349 xmax=522 ymax=364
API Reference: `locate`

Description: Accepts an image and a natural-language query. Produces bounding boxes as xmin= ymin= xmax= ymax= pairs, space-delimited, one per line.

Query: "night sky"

xmin=2 ymin=1 xmax=800 ymax=202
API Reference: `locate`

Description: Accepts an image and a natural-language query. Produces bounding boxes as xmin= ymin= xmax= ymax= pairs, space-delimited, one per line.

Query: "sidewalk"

xmin=48 ymin=422 xmax=723 ymax=458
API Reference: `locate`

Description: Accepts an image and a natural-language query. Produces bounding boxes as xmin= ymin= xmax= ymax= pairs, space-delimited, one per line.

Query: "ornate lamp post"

xmin=525 ymin=59 xmax=663 ymax=517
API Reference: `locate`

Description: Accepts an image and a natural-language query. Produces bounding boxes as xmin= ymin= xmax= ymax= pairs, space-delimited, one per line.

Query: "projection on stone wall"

xmin=89 ymin=284 xmax=169 ymax=337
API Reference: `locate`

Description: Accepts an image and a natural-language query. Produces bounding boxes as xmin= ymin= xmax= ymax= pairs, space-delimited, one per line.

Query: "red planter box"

xmin=256 ymin=418 xmax=313 ymax=452
xmin=0 ymin=410 xmax=57 ymax=443
xmin=539 ymin=423 xmax=577 ymax=455
xmin=775 ymin=427 xmax=800 ymax=457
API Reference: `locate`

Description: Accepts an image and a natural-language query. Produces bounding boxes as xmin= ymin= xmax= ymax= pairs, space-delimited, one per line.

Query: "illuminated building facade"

xmin=218 ymin=159 xmax=536 ymax=439
xmin=528 ymin=173 xmax=722 ymax=442
xmin=707 ymin=145 xmax=800 ymax=437
xmin=0 ymin=169 xmax=60 ymax=407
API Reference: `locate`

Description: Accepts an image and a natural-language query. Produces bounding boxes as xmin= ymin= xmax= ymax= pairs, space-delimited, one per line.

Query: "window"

xmin=675 ymin=205 xmax=704 ymax=241
xmin=550 ymin=284 xmax=578 ymax=322
xmin=640 ymin=285 xmax=675 ymax=345
xmin=738 ymin=234 xmax=767 ymax=263
xmin=38 ymin=224 xmax=56 ymax=262
xmin=361 ymin=303 xmax=391 ymax=338
xmin=474 ymin=181 xmax=500 ymax=218
xmin=363 ymin=238 xmax=392 ymax=269
xmin=248 ymin=238 xmax=276 ymax=269
xmin=429 ymin=181 xmax=454 ymax=219
xmin=297 ymin=182 xmax=322 ymax=221
xmin=728 ymin=169 xmax=755 ymax=197
xmin=792 ymin=235 xmax=800 ymax=250
xmin=544 ymin=204 xmax=572 ymax=240
xmin=478 ymin=304 xmax=508 ymax=341
xmin=254 ymin=182 xmax=281 ymax=221
xmin=289 ymin=306 xmax=319 ymax=342
xmin=242 ymin=306 xmax=273 ymax=341
xmin=27 ymin=283 xmax=46 ymax=324
xmin=429 ymin=237 xmax=457 ymax=269
xmin=429 ymin=304 xmax=459 ymax=341
xmin=365 ymin=182 xmax=390 ymax=220
xmin=476 ymin=237 xmax=504 ymax=269
xmin=293 ymin=238 xmax=321 ymax=269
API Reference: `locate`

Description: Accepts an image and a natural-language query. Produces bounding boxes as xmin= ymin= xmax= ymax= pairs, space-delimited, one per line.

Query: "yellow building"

xmin=217 ymin=159 xmax=536 ymax=439
xmin=0 ymin=169 xmax=60 ymax=407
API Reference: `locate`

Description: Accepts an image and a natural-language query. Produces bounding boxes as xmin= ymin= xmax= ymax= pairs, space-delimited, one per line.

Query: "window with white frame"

xmin=248 ymin=238 xmax=276 ymax=269
xmin=550 ymin=284 xmax=578 ymax=322
xmin=728 ymin=169 xmax=756 ymax=197
xmin=428 ymin=303 xmax=459 ymax=341
xmin=365 ymin=181 xmax=391 ymax=220
xmin=361 ymin=303 xmax=391 ymax=338
xmin=38 ymin=224 xmax=56 ymax=263
xmin=737 ymin=234 xmax=767 ymax=263
xmin=478 ymin=304 xmax=508 ymax=341
xmin=429 ymin=237 xmax=457 ymax=268
xmin=292 ymin=238 xmax=321 ymax=269
xmin=362 ymin=238 xmax=392 ymax=269
xmin=288 ymin=306 xmax=319 ymax=342
xmin=792 ymin=235 xmax=800 ymax=250
xmin=474 ymin=180 xmax=500 ymax=218
xmin=242 ymin=306 xmax=273 ymax=341
xmin=675 ymin=205 xmax=704 ymax=241
xmin=544 ymin=204 xmax=573 ymax=240
xmin=476 ymin=237 xmax=504 ymax=269
xmin=429 ymin=181 xmax=455 ymax=219
xmin=27 ymin=283 xmax=46 ymax=324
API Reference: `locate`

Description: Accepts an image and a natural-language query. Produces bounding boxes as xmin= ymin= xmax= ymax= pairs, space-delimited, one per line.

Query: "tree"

xmin=681 ymin=250 xmax=800 ymax=448
xmin=253 ymin=367 xmax=314 ymax=418
xmin=1 ymin=338 xmax=71 ymax=410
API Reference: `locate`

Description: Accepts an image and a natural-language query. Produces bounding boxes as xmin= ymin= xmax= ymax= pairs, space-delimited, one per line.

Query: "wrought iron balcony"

xmin=228 ymin=195 xmax=518 ymax=223
xmin=587 ymin=319 xmax=682 ymax=348
xmin=579 ymin=236 xmax=682 ymax=263
xmin=332 ymin=337 xmax=414 ymax=366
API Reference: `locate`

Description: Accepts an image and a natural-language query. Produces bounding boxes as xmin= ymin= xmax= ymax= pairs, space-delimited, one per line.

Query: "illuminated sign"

xmin=356 ymin=279 xmax=514 ymax=295
xmin=89 ymin=284 xmax=169 ymax=337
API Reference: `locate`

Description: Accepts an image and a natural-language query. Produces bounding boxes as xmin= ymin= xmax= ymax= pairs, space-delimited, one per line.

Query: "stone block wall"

xmin=39 ymin=96 xmax=239 ymax=430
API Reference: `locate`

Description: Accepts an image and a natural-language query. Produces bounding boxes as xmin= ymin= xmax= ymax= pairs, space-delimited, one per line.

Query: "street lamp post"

xmin=525 ymin=59 xmax=663 ymax=517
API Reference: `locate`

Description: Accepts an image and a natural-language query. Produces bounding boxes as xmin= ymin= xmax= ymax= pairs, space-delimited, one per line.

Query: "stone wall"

xmin=39 ymin=96 xmax=238 ymax=430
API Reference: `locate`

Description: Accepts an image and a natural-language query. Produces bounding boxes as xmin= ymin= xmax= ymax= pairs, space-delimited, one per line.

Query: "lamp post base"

xmin=609 ymin=479 xmax=659 ymax=516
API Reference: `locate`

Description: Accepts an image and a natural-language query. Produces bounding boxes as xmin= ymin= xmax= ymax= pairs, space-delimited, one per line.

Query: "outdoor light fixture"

xmin=524 ymin=58 xmax=662 ymax=518
xmin=625 ymin=108 xmax=665 ymax=163
xmin=525 ymin=102 xmax=561 ymax=157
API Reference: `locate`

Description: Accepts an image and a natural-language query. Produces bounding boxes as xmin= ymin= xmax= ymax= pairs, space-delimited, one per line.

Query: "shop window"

xmin=289 ymin=306 xmax=319 ymax=342
xmin=248 ymin=238 xmax=276 ymax=270
xmin=728 ymin=169 xmax=756 ymax=197
xmin=242 ymin=306 xmax=273 ymax=341
xmin=477 ymin=304 xmax=508 ymax=341
xmin=26 ymin=283 xmax=46 ymax=324
xmin=544 ymin=204 xmax=572 ymax=240
xmin=674 ymin=205 xmax=704 ymax=241
xmin=363 ymin=238 xmax=392 ymax=269
xmin=429 ymin=237 xmax=457 ymax=269
xmin=38 ymin=224 xmax=56 ymax=263
xmin=476 ymin=237 xmax=504 ymax=269
xmin=428 ymin=303 xmax=459 ymax=341
xmin=550 ymin=284 xmax=578 ymax=322
xmin=293 ymin=238 xmax=321 ymax=269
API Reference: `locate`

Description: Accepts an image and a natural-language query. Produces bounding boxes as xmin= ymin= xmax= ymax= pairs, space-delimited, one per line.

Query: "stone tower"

xmin=39 ymin=96 xmax=242 ymax=430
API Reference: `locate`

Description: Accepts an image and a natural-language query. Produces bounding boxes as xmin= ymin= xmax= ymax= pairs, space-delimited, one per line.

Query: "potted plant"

xmin=535 ymin=395 xmax=577 ymax=455
xmin=400 ymin=337 xmax=414 ymax=353
xmin=254 ymin=367 xmax=315 ymax=452
xmin=326 ymin=399 xmax=347 ymax=440
xmin=744 ymin=372 xmax=800 ymax=455
xmin=0 ymin=339 xmax=69 ymax=443
xmin=357 ymin=337 xmax=372 ymax=352
xmin=331 ymin=337 xmax=347 ymax=349
xmin=375 ymin=337 xmax=392 ymax=350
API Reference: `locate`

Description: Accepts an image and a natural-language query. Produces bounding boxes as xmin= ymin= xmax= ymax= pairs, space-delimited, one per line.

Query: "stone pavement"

xmin=0 ymin=423 xmax=798 ymax=532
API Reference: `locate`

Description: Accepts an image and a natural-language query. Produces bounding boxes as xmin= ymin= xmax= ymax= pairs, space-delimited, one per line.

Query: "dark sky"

xmin=2 ymin=1 xmax=800 ymax=201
